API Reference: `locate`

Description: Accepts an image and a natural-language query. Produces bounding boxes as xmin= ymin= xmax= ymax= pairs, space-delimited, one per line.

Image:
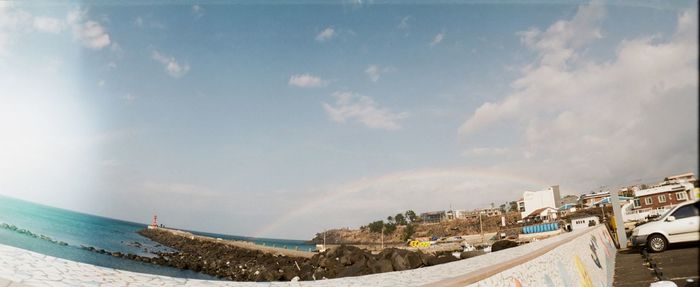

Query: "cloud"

xmin=192 ymin=5 xmax=204 ymax=18
xmin=73 ymin=20 xmax=110 ymax=49
xmin=398 ymin=16 xmax=411 ymax=30
xmin=430 ymin=32 xmax=444 ymax=47
xmin=364 ymin=64 xmax=395 ymax=82
xmin=459 ymin=4 xmax=698 ymax=189
xmin=67 ymin=8 xmax=111 ymax=50
xmin=463 ymin=147 xmax=510 ymax=156
xmin=322 ymin=91 xmax=408 ymax=130
xmin=516 ymin=3 xmax=605 ymax=68
xmin=288 ymin=73 xmax=327 ymax=88
xmin=33 ymin=16 xmax=64 ymax=34
xmin=315 ymin=27 xmax=335 ymax=42
xmin=253 ymin=167 xmax=549 ymax=238
xmin=0 ymin=4 xmax=32 ymax=55
xmin=122 ymin=93 xmax=136 ymax=103
xmin=141 ymin=181 xmax=220 ymax=198
xmin=152 ymin=50 xmax=190 ymax=78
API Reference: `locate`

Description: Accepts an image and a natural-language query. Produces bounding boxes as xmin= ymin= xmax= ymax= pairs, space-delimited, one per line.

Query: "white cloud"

xmin=134 ymin=16 xmax=143 ymax=27
xmin=0 ymin=4 xmax=32 ymax=55
xmin=141 ymin=181 xmax=220 ymax=198
xmin=463 ymin=147 xmax=510 ymax=156
xmin=364 ymin=64 xmax=395 ymax=82
xmin=66 ymin=8 xmax=111 ymax=50
xmin=1 ymin=5 xmax=112 ymax=54
xmin=322 ymin=91 xmax=408 ymax=130
xmin=192 ymin=5 xmax=204 ymax=18
xmin=152 ymin=50 xmax=190 ymax=78
xmin=315 ymin=27 xmax=335 ymax=42
xmin=33 ymin=16 xmax=64 ymax=34
xmin=430 ymin=32 xmax=444 ymax=47
xmin=398 ymin=16 xmax=411 ymax=30
xmin=288 ymin=73 xmax=327 ymax=88
xmin=459 ymin=4 xmax=698 ymax=189
xmin=122 ymin=93 xmax=136 ymax=103
xmin=73 ymin=20 xmax=110 ymax=49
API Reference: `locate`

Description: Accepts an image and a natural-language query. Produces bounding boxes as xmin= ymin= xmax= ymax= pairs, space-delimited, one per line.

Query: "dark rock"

xmin=491 ymin=240 xmax=519 ymax=252
xmin=460 ymin=250 xmax=485 ymax=259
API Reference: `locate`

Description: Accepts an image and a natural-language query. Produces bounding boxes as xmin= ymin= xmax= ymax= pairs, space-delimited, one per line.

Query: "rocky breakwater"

xmin=134 ymin=228 xmax=460 ymax=281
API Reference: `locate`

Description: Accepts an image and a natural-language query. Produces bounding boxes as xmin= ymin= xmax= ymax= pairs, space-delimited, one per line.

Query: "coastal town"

xmin=311 ymin=172 xmax=698 ymax=251
xmin=104 ymin=171 xmax=697 ymax=283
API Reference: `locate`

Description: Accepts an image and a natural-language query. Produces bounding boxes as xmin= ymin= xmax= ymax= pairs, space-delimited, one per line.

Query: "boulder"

xmin=460 ymin=250 xmax=485 ymax=259
xmin=491 ymin=240 xmax=519 ymax=252
xmin=368 ymin=258 xmax=393 ymax=273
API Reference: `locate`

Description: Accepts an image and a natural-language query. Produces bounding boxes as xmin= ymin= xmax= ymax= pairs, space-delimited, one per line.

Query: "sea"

xmin=0 ymin=195 xmax=316 ymax=279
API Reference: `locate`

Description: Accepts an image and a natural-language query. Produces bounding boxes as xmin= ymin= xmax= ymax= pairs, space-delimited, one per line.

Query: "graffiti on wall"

xmin=468 ymin=226 xmax=617 ymax=287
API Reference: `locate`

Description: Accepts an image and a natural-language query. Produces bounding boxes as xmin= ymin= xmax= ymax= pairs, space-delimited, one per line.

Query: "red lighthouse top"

xmin=149 ymin=215 xmax=158 ymax=229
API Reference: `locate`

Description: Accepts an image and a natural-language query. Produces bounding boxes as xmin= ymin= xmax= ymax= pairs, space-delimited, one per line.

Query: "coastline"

xmin=154 ymin=227 xmax=315 ymax=258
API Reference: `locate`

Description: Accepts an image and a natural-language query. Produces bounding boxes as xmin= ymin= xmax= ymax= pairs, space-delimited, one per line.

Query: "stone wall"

xmin=0 ymin=226 xmax=616 ymax=286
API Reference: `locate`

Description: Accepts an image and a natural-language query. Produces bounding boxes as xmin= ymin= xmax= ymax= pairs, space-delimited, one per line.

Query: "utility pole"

xmin=611 ymin=189 xmax=628 ymax=248
xmin=381 ymin=224 xmax=385 ymax=250
xmin=323 ymin=229 xmax=326 ymax=249
xmin=479 ymin=213 xmax=484 ymax=243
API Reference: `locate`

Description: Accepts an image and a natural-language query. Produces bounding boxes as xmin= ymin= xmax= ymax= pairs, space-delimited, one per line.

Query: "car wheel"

xmin=647 ymin=234 xmax=667 ymax=252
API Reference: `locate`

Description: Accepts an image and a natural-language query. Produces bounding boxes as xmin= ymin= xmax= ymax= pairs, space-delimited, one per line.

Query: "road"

xmin=614 ymin=242 xmax=699 ymax=287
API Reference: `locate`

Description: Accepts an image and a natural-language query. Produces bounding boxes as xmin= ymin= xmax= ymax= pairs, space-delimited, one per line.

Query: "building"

xmin=520 ymin=185 xmax=561 ymax=219
xmin=480 ymin=207 xmax=503 ymax=217
xmin=633 ymin=182 xmax=695 ymax=210
xmin=570 ymin=216 xmax=599 ymax=231
xmin=560 ymin=194 xmax=579 ymax=206
xmin=516 ymin=198 xmax=525 ymax=213
xmin=580 ymin=191 xmax=610 ymax=207
xmin=420 ymin=211 xmax=445 ymax=223
xmin=445 ymin=210 xmax=469 ymax=220
xmin=522 ymin=207 xmax=558 ymax=223
xmin=665 ymin=172 xmax=696 ymax=184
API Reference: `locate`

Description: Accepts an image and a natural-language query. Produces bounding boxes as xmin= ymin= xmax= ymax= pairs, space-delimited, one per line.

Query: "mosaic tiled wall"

xmin=468 ymin=227 xmax=616 ymax=287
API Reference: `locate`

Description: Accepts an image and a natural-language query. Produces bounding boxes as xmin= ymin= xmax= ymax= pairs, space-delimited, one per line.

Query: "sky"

xmin=0 ymin=0 xmax=697 ymax=240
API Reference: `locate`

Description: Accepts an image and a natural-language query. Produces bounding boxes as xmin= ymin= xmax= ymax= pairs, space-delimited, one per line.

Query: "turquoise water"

xmin=0 ymin=195 xmax=314 ymax=279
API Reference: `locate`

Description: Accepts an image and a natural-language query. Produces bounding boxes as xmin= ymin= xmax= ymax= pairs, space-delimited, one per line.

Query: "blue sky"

xmin=1 ymin=1 xmax=697 ymax=239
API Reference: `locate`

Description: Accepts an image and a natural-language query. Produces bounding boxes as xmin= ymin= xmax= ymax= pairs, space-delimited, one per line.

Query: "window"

xmin=676 ymin=192 xmax=687 ymax=201
xmin=672 ymin=205 xmax=699 ymax=220
xmin=633 ymin=198 xmax=641 ymax=208
xmin=658 ymin=195 xmax=666 ymax=203
xmin=644 ymin=197 xmax=653 ymax=205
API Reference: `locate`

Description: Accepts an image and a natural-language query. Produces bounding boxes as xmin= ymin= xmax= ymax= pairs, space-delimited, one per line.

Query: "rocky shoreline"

xmin=95 ymin=228 xmax=460 ymax=281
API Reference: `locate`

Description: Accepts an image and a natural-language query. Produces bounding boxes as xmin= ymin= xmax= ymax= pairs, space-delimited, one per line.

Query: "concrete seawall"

xmin=0 ymin=226 xmax=615 ymax=286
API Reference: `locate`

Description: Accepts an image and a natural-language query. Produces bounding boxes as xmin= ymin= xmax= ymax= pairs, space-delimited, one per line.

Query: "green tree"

xmin=384 ymin=223 xmax=397 ymax=234
xmin=368 ymin=220 xmax=385 ymax=233
xmin=404 ymin=210 xmax=417 ymax=222
xmin=394 ymin=213 xmax=407 ymax=225
xmin=402 ymin=223 xmax=416 ymax=241
xmin=387 ymin=216 xmax=394 ymax=224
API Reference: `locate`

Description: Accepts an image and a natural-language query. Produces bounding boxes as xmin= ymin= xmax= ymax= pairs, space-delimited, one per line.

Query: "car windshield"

xmin=653 ymin=208 xmax=675 ymax=221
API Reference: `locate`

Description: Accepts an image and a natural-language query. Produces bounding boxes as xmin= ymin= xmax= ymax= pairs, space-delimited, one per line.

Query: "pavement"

xmin=614 ymin=243 xmax=699 ymax=287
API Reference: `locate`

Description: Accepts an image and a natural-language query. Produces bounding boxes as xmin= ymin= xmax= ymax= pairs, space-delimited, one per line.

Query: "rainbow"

xmin=251 ymin=167 xmax=569 ymax=237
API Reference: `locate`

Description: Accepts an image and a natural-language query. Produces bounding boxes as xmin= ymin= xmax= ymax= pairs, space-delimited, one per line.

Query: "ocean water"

xmin=0 ymin=195 xmax=315 ymax=279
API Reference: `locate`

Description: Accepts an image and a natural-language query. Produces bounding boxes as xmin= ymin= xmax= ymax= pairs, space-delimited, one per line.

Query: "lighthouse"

xmin=148 ymin=215 xmax=158 ymax=229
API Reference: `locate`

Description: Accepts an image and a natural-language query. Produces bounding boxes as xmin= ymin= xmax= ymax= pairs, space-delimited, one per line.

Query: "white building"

xmin=520 ymin=185 xmax=561 ymax=219
xmin=570 ymin=216 xmax=599 ymax=231
xmin=523 ymin=207 xmax=559 ymax=222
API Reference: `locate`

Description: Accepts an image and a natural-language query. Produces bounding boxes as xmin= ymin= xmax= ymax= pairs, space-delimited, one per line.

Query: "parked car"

xmin=630 ymin=200 xmax=699 ymax=252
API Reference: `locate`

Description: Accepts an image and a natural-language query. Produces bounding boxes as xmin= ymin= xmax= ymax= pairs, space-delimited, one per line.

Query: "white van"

xmin=629 ymin=200 xmax=699 ymax=252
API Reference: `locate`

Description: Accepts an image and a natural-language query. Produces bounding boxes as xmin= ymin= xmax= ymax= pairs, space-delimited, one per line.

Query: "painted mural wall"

xmin=468 ymin=226 xmax=617 ymax=287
